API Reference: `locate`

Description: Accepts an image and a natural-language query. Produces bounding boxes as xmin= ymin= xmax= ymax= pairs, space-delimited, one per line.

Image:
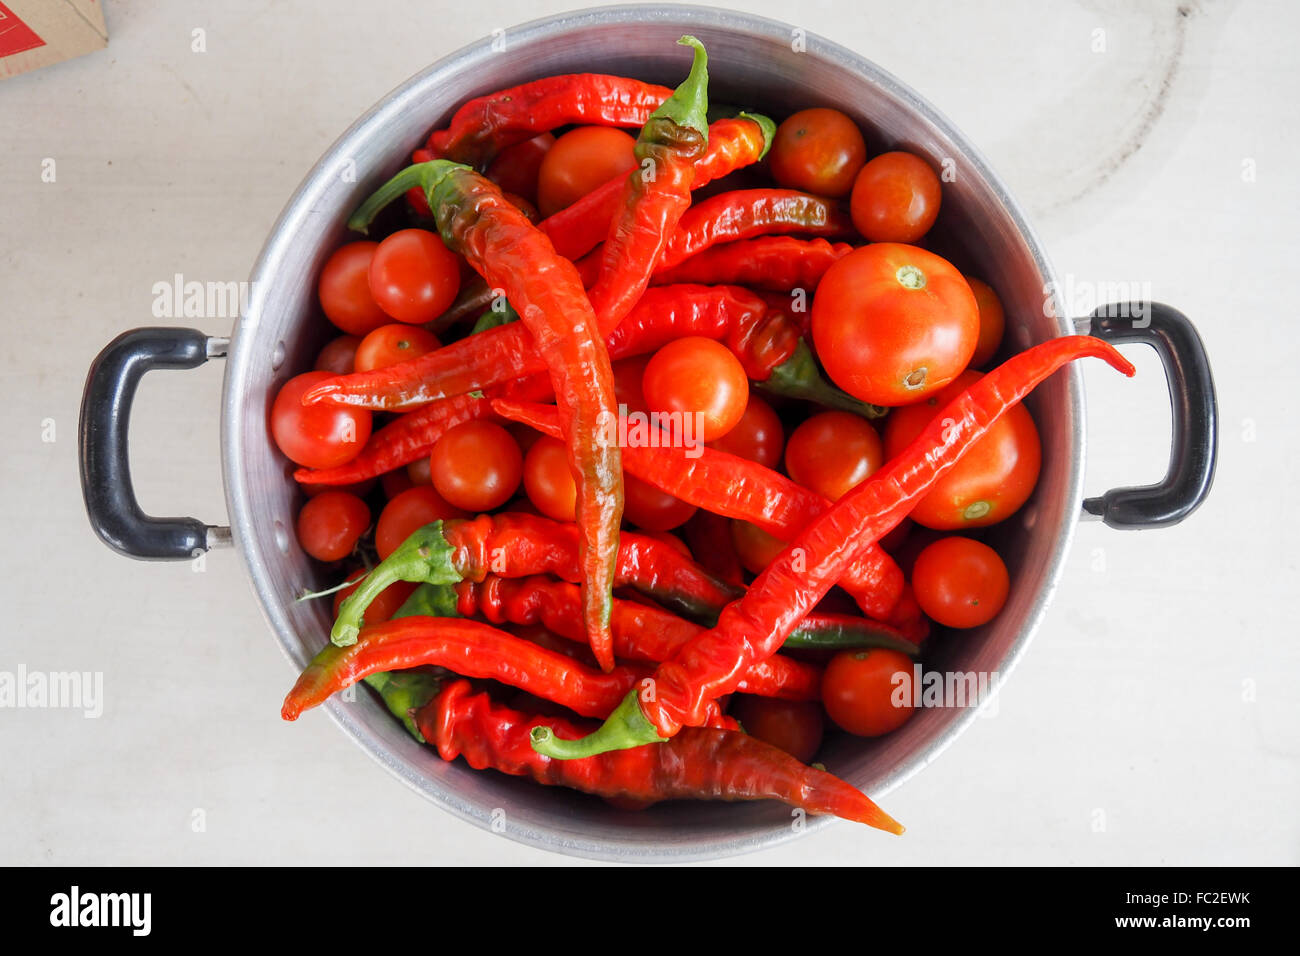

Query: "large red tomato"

xmin=810 ymin=243 xmax=978 ymax=406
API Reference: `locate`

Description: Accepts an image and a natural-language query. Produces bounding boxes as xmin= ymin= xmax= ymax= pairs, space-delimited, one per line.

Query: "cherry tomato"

xmin=768 ymin=107 xmax=867 ymax=198
xmin=375 ymin=485 xmax=467 ymax=560
xmin=612 ymin=355 xmax=651 ymax=414
xmin=706 ymin=394 xmax=784 ymax=469
xmin=965 ymin=276 xmax=1006 ymax=368
xmin=296 ymin=491 xmax=370 ymax=562
xmin=642 ymin=337 xmax=750 ymax=443
xmin=784 ymin=411 xmax=883 ymax=501
xmin=849 ymin=151 xmax=943 ymax=243
xmin=318 ymin=242 xmax=389 ymax=336
xmin=536 ymin=126 xmax=638 ymax=218
xmin=406 ymin=455 xmax=432 ymax=485
xmin=368 ymin=228 xmax=461 ymax=324
xmin=883 ymin=370 xmax=1041 ymax=529
xmin=380 ymin=468 xmax=415 ymax=501
xmin=270 ymin=372 xmax=372 ymax=470
xmin=502 ymin=192 xmax=540 ymax=222
xmin=332 ymin=569 xmax=416 ymax=623
xmin=821 ymin=648 xmax=915 ymax=737
xmin=486 ymin=133 xmax=554 ymax=205
xmin=729 ymin=696 xmax=824 ymax=763
xmin=314 ymin=335 xmax=361 ymax=374
xmin=810 ymin=243 xmax=978 ymax=406
xmin=623 ymin=474 xmax=697 ymax=532
xmin=522 ymin=435 xmax=577 ymax=522
xmin=430 ymin=421 xmax=523 ymax=513
xmin=912 ymin=536 xmax=1009 ymax=629
xmin=353 ymin=324 xmax=442 ymax=373
xmin=731 ymin=519 xmax=785 ymax=576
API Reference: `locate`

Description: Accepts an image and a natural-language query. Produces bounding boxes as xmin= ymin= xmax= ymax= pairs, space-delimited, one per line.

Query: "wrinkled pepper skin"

xmin=418 ymin=680 xmax=904 ymax=833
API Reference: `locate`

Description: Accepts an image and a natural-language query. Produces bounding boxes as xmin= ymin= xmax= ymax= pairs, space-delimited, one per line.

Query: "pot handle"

xmin=79 ymin=327 xmax=232 ymax=559
xmin=1078 ymin=302 xmax=1217 ymax=528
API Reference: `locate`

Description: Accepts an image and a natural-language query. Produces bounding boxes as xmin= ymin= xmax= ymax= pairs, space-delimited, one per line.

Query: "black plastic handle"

xmin=79 ymin=327 xmax=228 ymax=559
xmin=1082 ymin=302 xmax=1217 ymax=528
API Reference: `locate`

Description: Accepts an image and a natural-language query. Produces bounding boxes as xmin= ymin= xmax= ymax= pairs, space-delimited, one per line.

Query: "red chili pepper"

xmin=683 ymin=510 xmax=746 ymax=587
xmin=541 ymin=114 xmax=774 ymax=261
xmin=282 ymin=616 xmax=650 ymax=721
xmin=426 ymin=75 xmax=673 ymax=169
xmin=491 ymin=398 xmax=904 ymax=620
xmin=651 ymin=236 xmax=854 ymax=291
xmin=301 ymin=284 xmax=797 ymax=411
xmin=418 ymin=680 xmax=904 ymax=833
xmin=456 ymin=575 xmax=821 ymax=701
xmin=346 ymin=161 xmax=623 ymax=671
xmin=330 ymin=514 xmax=741 ymax=646
xmin=529 ymin=336 xmax=1137 ymax=756
xmin=654 ymin=188 xmax=856 ymax=272
xmin=583 ymin=38 xmax=711 ymax=328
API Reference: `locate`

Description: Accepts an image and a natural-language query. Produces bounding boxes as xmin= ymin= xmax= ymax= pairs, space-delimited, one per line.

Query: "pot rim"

xmin=223 ymin=2 xmax=1082 ymax=862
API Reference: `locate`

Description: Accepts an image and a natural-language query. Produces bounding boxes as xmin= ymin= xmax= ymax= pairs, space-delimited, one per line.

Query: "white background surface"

xmin=1 ymin=0 xmax=1296 ymax=865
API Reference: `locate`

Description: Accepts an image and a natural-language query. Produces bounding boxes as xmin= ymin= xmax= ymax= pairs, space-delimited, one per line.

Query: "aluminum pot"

xmin=78 ymin=4 xmax=1217 ymax=862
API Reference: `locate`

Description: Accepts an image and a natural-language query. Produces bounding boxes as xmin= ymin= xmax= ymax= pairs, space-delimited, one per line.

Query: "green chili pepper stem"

xmin=648 ymin=36 xmax=710 ymax=143
xmin=759 ymin=339 xmax=888 ymax=420
xmin=362 ymin=671 xmax=444 ymax=742
xmin=330 ymin=521 xmax=461 ymax=647
xmin=356 ymin=582 xmax=460 ymax=741
xmin=737 ymin=111 xmax=778 ymax=160
xmin=530 ymin=689 xmax=665 ymax=759
xmin=347 ymin=160 xmax=470 ymax=234
xmin=470 ymin=300 xmax=520 ymax=335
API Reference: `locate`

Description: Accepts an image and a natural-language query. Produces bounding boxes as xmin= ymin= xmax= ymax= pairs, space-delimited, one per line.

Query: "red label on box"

xmin=0 ymin=2 xmax=46 ymax=59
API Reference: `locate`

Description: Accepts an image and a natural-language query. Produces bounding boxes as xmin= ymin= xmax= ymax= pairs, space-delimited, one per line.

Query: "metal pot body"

xmin=79 ymin=5 xmax=1217 ymax=862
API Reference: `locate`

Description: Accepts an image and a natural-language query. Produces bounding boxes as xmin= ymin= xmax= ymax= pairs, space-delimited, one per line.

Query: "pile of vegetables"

xmin=270 ymin=38 xmax=1135 ymax=834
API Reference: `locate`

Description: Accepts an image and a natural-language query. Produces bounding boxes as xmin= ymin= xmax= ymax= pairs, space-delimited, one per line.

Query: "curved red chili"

xmin=418 ymin=680 xmax=904 ymax=833
xmin=529 ymin=336 xmax=1137 ymax=756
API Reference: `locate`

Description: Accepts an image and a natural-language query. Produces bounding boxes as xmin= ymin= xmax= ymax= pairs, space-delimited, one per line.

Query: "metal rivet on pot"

xmin=271 ymin=340 xmax=286 ymax=370
xmin=273 ymin=519 xmax=290 ymax=554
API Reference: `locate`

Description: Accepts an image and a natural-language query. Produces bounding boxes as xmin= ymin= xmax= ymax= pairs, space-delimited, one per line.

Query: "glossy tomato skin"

xmin=642 ymin=337 xmax=750 ymax=443
xmin=522 ymin=435 xmax=577 ymax=522
xmin=729 ymin=696 xmax=824 ymax=763
xmin=784 ymin=411 xmax=883 ymax=501
xmin=849 ymin=151 xmax=942 ymax=243
xmin=822 ymin=648 xmax=915 ymax=737
xmin=811 ymin=243 xmax=978 ymax=406
xmin=536 ymin=126 xmax=638 ymax=217
xmin=369 ymin=229 xmax=461 ymax=324
xmin=965 ymin=276 xmax=1006 ymax=368
xmin=271 ymin=372 xmax=372 ymax=470
xmin=883 ymin=370 xmax=1041 ymax=529
xmin=314 ymin=335 xmax=361 ymax=375
xmin=768 ymin=108 xmax=867 ymax=198
xmin=296 ymin=491 xmax=370 ymax=562
xmin=318 ymin=242 xmax=389 ymax=336
xmin=375 ymin=485 xmax=467 ymax=560
xmin=706 ymin=394 xmax=784 ymax=469
xmin=429 ymin=421 xmax=523 ymax=514
xmin=622 ymin=474 xmax=697 ymax=532
xmin=353 ymin=323 xmax=441 ymax=373
xmin=486 ymin=133 xmax=554 ymax=205
xmin=912 ymin=536 xmax=1010 ymax=629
